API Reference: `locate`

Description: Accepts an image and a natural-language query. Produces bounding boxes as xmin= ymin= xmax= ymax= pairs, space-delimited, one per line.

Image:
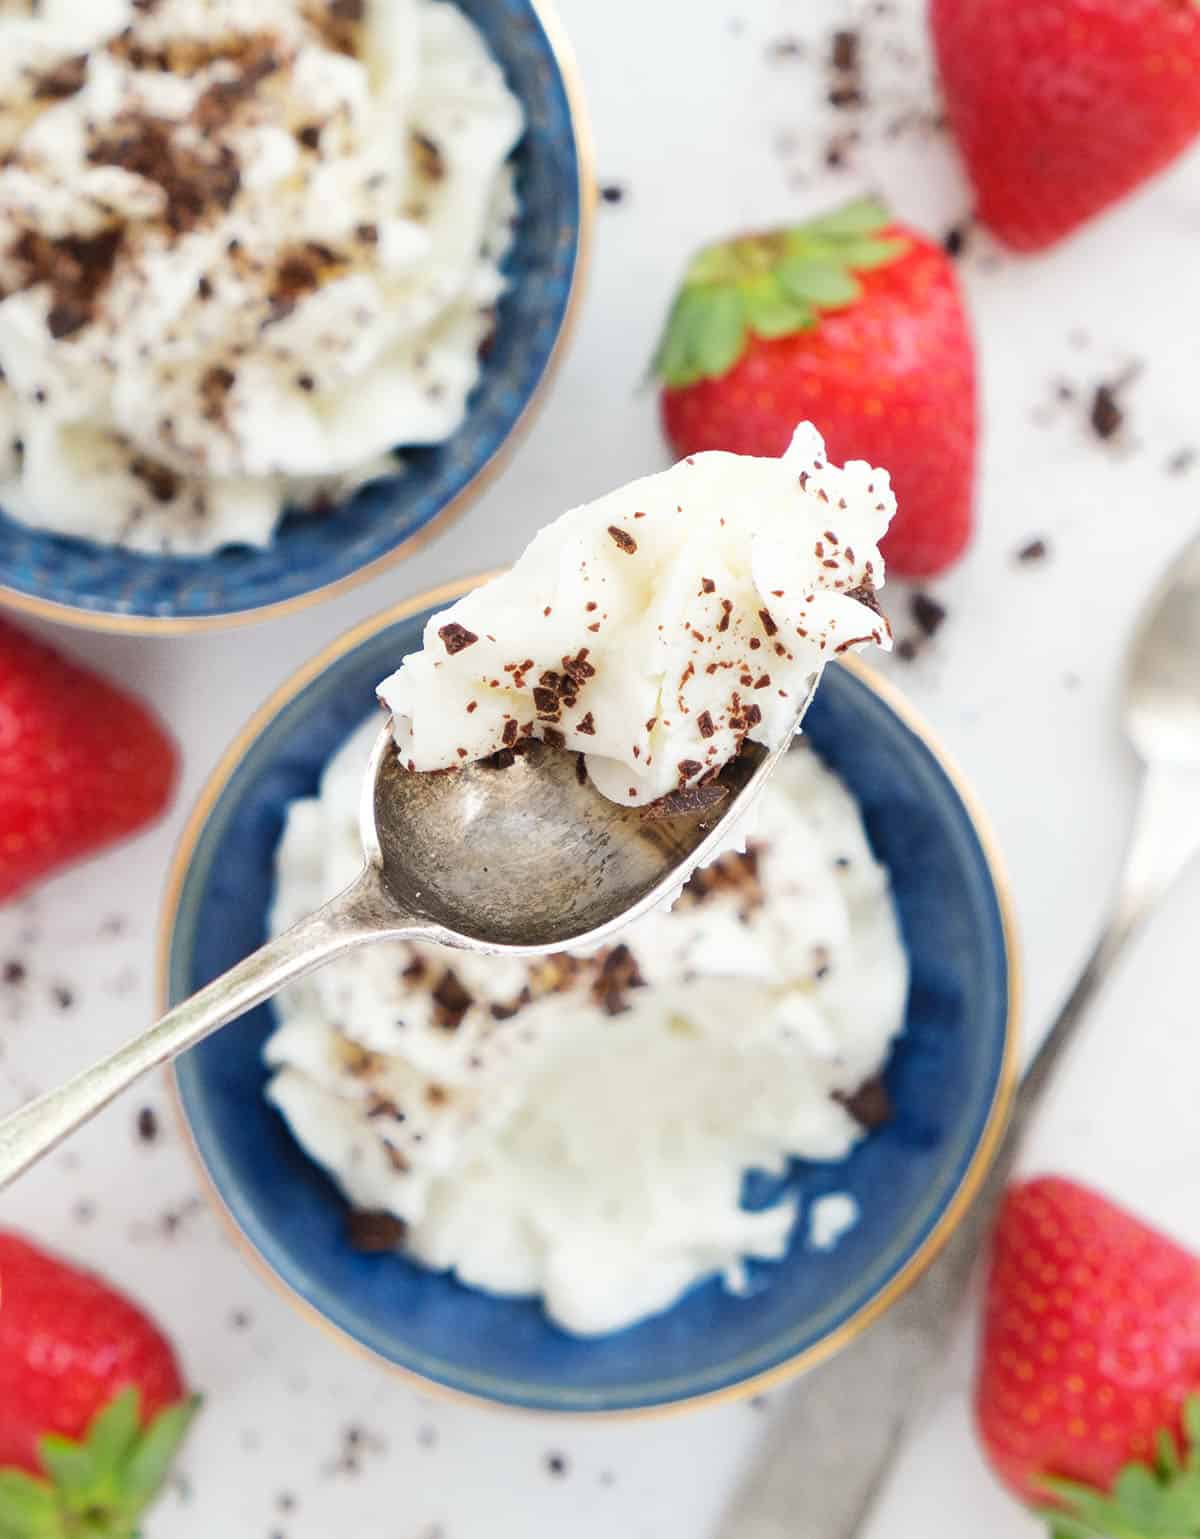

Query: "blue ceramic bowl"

xmin=164 ymin=582 xmax=1019 ymax=1414
xmin=0 ymin=3 xmax=590 ymax=635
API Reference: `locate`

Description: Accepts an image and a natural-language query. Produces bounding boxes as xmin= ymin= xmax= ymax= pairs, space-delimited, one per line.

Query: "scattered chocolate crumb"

xmin=545 ymin=1452 xmax=569 ymax=1478
xmin=438 ymin=622 xmax=478 ymax=655
xmin=895 ymin=637 xmax=920 ymax=663
xmin=758 ymin=608 xmax=778 ymax=637
xmin=229 ymin=1308 xmax=252 ymax=1330
xmin=136 ymin=1106 xmax=159 ymax=1144
xmin=542 ymin=726 xmax=566 ymax=750
xmin=768 ymin=34 xmax=806 ymax=61
xmin=910 ymin=593 xmax=946 ymax=639
xmin=52 ymin=984 xmax=74 ymax=1010
xmin=1089 ymin=381 xmax=1124 ymax=440
xmin=835 ymin=1075 xmax=892 ymax=1129
xmin=3 ymin=961 xmax=26 ymax=986
xmin=73 ymin=1199 xmax=96 ymax=1224
xmin=575 ymin=753 xmax=588 ymax=786
xmin=1167 ymin=448 xmax=1196 ymax=476
xmin=831 ymin=28 xmax=859 ymax=70
xmin=642 ymin=782 xmax=730 ymax=821
xmin=700 ymin=576 xmax=716 ymax=594
xmin=297 ymin=122 xmax=322 ymax=150
xmin=942 ymin=221 xmax=970 ymax=258
xmin=1017 ymin=537 xmax=1048 ymax=563
xmin=346 ymin=1209 xmax=407 ymax=1253
xmin=577 ymin=711 xmax=596 ymax=735
xmin=607 ymin=525 xmax=637 ymax=554
xmin=696 ymin=711 xmax=715 ymax=739
xmin=599 ymin=182 xmax=627 ymax=205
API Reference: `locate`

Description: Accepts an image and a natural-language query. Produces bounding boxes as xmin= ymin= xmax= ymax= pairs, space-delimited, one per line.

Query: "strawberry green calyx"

xmin=0 ymin=1390 xmax=200 ymax=1539
xmin=652 ymin=200 xmax=908 ymax=389
xmin=1037 ymin=1395 xmax=1200 ymax=1539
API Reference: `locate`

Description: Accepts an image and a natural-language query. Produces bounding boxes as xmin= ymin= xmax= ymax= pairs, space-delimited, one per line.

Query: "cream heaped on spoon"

xmin=0 ymin=424 xmax=895 ymax=1190
xmin=378 ymin=423 xmax=894 ymax=806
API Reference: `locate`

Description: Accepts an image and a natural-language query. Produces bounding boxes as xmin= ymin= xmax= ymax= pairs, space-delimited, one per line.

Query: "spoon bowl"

xmin=1124 ymin=532 xmax=1200 ymax=767
xmin=367 ymin=725 xmax=781 ymax=950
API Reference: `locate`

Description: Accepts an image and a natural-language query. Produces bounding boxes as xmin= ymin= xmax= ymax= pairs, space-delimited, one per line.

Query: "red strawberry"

xmin=976 ymin=1177 xmax=1200 ymax=1533
xmin=0 ymin=1232 xmax=198 ymax=1536
xmin=932 ymin=0 xmax=1200 ymax=252
xmin=0 ymin=619 xmax=177 ymax=901
xmin=654 ymin=201 xmax=976 ymax=577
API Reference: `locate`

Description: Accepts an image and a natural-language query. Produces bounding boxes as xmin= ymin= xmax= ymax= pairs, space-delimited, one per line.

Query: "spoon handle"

xmin=0 ymin=865 xmax=410 ymax=1191
xmin=717 ymin=764 xmax=1200 ymax=1539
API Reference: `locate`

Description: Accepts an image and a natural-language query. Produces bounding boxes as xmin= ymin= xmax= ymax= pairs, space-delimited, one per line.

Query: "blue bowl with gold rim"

xmin=163 ymin=582 xmax=1019 ymax=1414
xmin=0 ymin=1 xmax=590 ymax=636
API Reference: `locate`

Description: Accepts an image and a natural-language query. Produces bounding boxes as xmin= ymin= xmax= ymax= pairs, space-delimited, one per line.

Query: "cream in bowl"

xmin=0 ymin=0 xmax=522 ymax=552
xmin=266 ymin=718 xmax=909 ymax=1335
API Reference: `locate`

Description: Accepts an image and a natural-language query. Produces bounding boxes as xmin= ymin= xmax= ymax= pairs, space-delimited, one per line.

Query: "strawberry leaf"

xmin=1 ymin=1392 xmax=198 ymax=1539
xmin=652 ymin=200 xmax=909 ymax=388
xmin=740 ymin=276 xmax=813 ymax=339
xmin=795 ymin=199 xmax=893 ymax=238
xmin=776 ymin=257 xmax=861 ymax=308
xmin=0 ymin=1473 xmax=57 ymax=1539
xmin=122 ymin=1399 xmax=201 ymax=1511
xmin=830 ymin=236 xmax=910 ymax=270
xmin=86 ymin=1390 xmax=141 ymax=1470
xmin=1156 ymin=1429 xmax=1181 ymax=1479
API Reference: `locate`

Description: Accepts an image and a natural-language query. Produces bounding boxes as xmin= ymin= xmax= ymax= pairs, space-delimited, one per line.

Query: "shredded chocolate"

xmin=576 ymin=711 xmax=596 ymax=735
xmin=1017 ymin=537 xmax=1048 ymax=564
xmin=835 ymin=1075 xmax=892 ymax=1130
xmin=590 ymin=943 xmax=645 ymax=1016
xmin=5 ymin=227 xmax=124 ymax=340
xmin=758 ymin=608 xmax=778 ymax=637
xmin=431 ymin=968 xmax=472 ymax=1030
xmin=640 ymin=782 xmax=730 ymax=821
xmin=542 ymin=726 xmax=566 ymax=750
xmin=678 ymin=846 xmax=762 ymax=911
xmin=410 ymin=131 xmax=445 ymax=182
xmin=607 ymin=525 xmax=637 ymax=554
xmin=88 ymin=116 xmax=241 ymax=234
xmin=345 ymin=1210 xmax=407 ymax=1253
xmin=845 ymin=579 xmax=883 ymax=617
xmin=696 ymin=710 xmax=715 ymax=739
xmin=438 ymin=622 xmax=478 ymax=655
xmin=32 ymin=52 xmax=88 ymax=100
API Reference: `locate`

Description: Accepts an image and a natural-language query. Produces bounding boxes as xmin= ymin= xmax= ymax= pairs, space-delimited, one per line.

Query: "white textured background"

xmin=3 ymin=1 xmax=1200 ymax=1535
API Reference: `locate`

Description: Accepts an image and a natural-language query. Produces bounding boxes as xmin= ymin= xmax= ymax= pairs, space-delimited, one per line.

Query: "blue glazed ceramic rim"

xmin=162 ymin=578 xmax=1021 ymax=1415
xmin=0 ymin=1 xmax=594 ymax=635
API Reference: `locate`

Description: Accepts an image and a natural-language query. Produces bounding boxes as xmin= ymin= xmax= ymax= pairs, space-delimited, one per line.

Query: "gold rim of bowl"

xmin=0 ymin=0 xmax=596 ymax=637
xmin=159 ymin=572 xmax=1022 ymax=1420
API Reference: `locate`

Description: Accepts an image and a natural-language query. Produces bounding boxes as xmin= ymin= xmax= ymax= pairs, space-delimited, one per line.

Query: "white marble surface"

xmin=3 ymin=1 xmax=1200 ymax=1535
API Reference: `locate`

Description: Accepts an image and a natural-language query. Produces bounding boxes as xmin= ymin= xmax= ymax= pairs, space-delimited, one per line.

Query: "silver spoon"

xmin=0 ymin=677 xmax=819 ymax=1190
xmin=717 ymin=532 xmax=1200 ymax=1539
